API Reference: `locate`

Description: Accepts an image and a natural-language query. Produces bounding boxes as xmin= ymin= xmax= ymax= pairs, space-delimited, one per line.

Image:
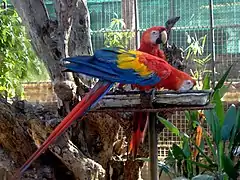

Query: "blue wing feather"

xmin=63 ymin=48 xmax=161 ymax=86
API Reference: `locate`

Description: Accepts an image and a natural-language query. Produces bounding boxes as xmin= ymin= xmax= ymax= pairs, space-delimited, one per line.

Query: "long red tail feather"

xmin=129 ymin=112 xmax=149 ymax=158
xmin=12 ymin=82 xmax=112 ymax=179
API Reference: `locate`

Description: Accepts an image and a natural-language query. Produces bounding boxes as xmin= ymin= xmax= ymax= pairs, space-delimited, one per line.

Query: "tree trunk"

xmin=7 ymin=0 xmax=121 ymax=179
xmin=0 ymin=98 xmax=108 ymax=179
xmin=121 ymin=0 xmax=136 ymax=49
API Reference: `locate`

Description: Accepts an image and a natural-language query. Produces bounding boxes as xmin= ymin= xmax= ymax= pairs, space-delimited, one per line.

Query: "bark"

xmin=121 ymin=0 xmax=136 ymax=49
xmin=0 ymin=99 xmax=36 ymax=167
xmin=0 ymin=98 xmax=108 ymax=179
xmin=10 ymin=0 xmax=92 ymax=113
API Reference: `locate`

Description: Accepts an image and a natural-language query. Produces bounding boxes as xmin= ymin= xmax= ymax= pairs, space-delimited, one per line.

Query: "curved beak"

xmin=155 ymin=30 xmax=167 ymax=44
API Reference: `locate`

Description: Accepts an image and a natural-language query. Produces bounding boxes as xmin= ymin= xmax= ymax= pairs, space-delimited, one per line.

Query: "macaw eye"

xmin=152 ymin=31 xmax=158 ymax=35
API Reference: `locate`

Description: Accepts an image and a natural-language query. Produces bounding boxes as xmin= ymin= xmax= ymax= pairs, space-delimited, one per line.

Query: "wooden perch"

xmin=96 ymin=90 xmax=212 ymax=109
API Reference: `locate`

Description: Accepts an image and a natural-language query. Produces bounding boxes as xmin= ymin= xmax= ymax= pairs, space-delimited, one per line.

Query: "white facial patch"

xmin=178 ymin=80 xmax=194 ymax=92
xmin=150 ymin=30 xmax=160 ymax=44
xmin=161 ymin=30 xmax=167 ymax=44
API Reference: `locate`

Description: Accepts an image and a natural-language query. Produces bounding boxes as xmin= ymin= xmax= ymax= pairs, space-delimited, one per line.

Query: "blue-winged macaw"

xmin=15 ymin=48 xmax=196 ymax=178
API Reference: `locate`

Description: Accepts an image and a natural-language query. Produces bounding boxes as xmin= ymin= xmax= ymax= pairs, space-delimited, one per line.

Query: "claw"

xmin=151 ymin=89 xmax=156 ymax=102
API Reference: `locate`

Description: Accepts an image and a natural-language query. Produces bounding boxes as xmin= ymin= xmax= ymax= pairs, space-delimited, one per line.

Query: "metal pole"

xmin=149 ymin=112 xmax=159 ymax=180
xmin=134 ymin=0 xmax=140 ymax=49
xmin=209 ymin=0 xmax=216 ymax=88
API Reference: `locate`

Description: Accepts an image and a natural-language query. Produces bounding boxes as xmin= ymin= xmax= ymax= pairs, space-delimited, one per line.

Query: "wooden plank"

xmin=97 ymin=90 xmax=213 ymax=108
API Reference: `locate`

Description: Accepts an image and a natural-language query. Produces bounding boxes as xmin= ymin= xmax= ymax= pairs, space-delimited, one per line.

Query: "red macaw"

xmin=15 ymin=48 xmax=196 ymax=178
xmin=138 ymin=26 xmax=167 ymax=59
xmin=129 ymin=26 xmax=169 ymax=157
xmin=128 ymin=17 xmax=180 ymax=157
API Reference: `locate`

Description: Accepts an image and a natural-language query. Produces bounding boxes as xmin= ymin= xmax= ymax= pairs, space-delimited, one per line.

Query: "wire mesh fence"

xmin=87 ymin=0 xmax=240 ymax=161
xmin=87 ymin=0 xmax=240 ymax=80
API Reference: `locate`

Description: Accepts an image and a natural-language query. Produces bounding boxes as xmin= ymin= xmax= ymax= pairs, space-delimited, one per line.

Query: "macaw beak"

xmin=190 ymin=80 xmax=197 ymax=90
xmin=193 ymin=80 xmax=197 ymax=86
xmin=155 ymin=30 xmax=167 ymax=45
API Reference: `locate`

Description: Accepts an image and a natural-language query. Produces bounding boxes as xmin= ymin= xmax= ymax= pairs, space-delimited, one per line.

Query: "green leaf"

xmin=135 ymin=157 xmax=150 ymax=162
xmin=182 ymin=136 xmax=191 ymax=158
xmin=204 ymin=110 xmax=221 ymax=145
xmin=165 ymin=149 xmax=176 ymax=167
xmin=218 ymin=83 xmax=232 ymax=98
xmin=185 ymin=111 xmax=191 ymax=121
xmin=212 ymin=89 xmax=225 ymax=127
xmin=0 ymin=86 xmax=7 ymax=91
xmin=202 ymin=73 xmax=211 ymax=90
xmin=202 ymin=129 xmax=217 ymax=162
xmin=201 ymin=35 xmax=207 ymax=49
xmin=172 ymin=143 xmax=186 ymax=160
xmin=218 ymin=141 xmax=224 ymax=170
xmin=237 ymin=108 xmax=240 ymax=130
xmin=229 ymin=109 xmax=240 ymax=154
xmin=221 ymin=104 xmax=236 ymax=141
xmin=214 ymin=64 xmax=233 ymax=91
xmin=187 ymin=160 xmax=214 ymax=171
xmin=190 ymin=110 xmax=199 ymax=121
xmin=0 ymin=8 xmax=49 ymax=97
xmin=192 ymin=139 xmax=214 ymax=166
xmin=157 ymin=115 xmax=180 ymax=136
xmin=186 ymin=47 xmax=192 ymax=60
xmin=222 ymin=154 xmax=238 ymax=179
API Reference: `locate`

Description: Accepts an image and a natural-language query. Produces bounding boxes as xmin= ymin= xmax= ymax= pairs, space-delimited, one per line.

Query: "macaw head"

xmin=141 ymin=26 xmax=167 ymax=45
xmin=165 ymin=67 xmax=196 ymax=92
xmin=178 ymin=78 xmax=196 ymax=91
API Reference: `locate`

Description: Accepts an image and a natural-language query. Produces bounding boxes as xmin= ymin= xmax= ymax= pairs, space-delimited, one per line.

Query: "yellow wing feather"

xmin=117 ymin=50 xmax=153 ymax=76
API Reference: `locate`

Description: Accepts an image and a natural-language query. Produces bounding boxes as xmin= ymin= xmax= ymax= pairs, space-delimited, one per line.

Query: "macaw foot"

xmin=115 ymin=83 xmax=127 ymax=93
xmin=115 ymin=84 xmax=134 ymax=93
xmin=150 ymin=89 xmax=156 ymax=101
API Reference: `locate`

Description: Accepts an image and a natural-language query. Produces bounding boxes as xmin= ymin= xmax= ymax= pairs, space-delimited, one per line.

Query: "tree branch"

xmin=29 ymin=117 xmax=106 ymax=180
xmin=50 ymin=135 xmax=105 ymax=180
xmin=0 ymin=99 xmax=37 ymax=166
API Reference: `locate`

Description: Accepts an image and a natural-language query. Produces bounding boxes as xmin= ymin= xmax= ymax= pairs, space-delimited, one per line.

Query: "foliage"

xmin=0 ymin=4 xmax=49 ymax=98
xmin=155 ymin=65 xmax=240 ymax=179
xmin=101 ymin=14 xmax=134 ymax=48
xmin=184 ymin=33 xmax=212 ymax=89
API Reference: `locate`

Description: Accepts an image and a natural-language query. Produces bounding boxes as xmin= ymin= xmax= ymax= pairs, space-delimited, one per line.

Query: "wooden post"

xmin=149 ymin=112 xmax=159 ymax=180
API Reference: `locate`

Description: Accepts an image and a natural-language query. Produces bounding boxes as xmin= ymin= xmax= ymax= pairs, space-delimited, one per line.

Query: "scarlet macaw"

xmin=138 ymin=16 xmax=180 ymax=60
xmin=16 ymin=48 xmax=196 ymax=177
xmin=138 ymin=26 xmax=167 ymax=59
xmin=129 ymin=26 xmax=168 ymax=157
xmin=128 ymin=18 xmax=180 ymax=157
